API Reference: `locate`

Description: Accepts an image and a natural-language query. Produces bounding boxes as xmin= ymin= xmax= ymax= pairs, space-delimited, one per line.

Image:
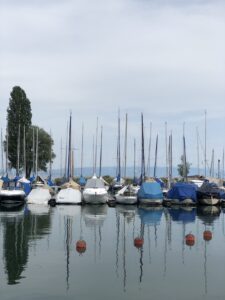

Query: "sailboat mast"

xmin=153 ymin=134 xmax=158 ymax=178
xmin=16 ymin=123 xmax=20 ymax=176
xmin=1 ymin=129 xmax=4 ymax=175
xmin=6 ymin=126 xmax=8 ymax=174
xmin=32 ymin=127 xmax=35 ymax=175
xmin=118 ymin=110 xmax=121 ymax=180
xmin=23 ymin=126 xmax=26 ymax=177
xmin=49 ymin=130 xmax=52 ymax=178
xmin=204 ymin=110 xmax=207 ymax=177
xmin=222 ymin=148 xmax=224 ymax=179
xmin=134 ymin=139 xmax=136 ymax=181
xmin=67 ymin=112 xmax=72 ymax=179
xmin=218 ymin=159 xmax=221 ymax=179
xmin=92 ymin=135 xmax=95 ymax=175
xmin=64 ymin=122 xmax=69 ymax=178
xmin=165 ymin=121 xmax=168 ymax=178
xmin=81 ymin=124 xmax=84 ymax=177
xmin=146 ymin=122 xmax=152 ymax=177
xmin=35 ymin=127 xmax=38 ymax=176
xmin=124 ymin=113 xmax=128 ymax=179
xmin=196 ymin=127 xmax=200 ymax=176
xmin=210 ymin=149 xmax=214 ymax=177
xmin=183 ymin=135 xmax=187 ymax=182
xmin=94 ymin=117 xmax=98 ymax=175
xmin=99 ymin=126 xmax=103 ymax=177
xmin=168 ymin=133 xmax=173 ymax=189
xmin=141 ymin=113 xmax=145 ymax=181
xmin=60 ymin=137 xmax=63 ymax=177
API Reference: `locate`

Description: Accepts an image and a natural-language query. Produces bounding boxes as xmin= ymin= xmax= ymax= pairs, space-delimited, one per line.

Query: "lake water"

xmin=1 ymin=203 xmax=225 ymax=300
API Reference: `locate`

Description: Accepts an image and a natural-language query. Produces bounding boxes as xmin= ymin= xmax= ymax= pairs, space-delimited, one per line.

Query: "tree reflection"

xmin=1 ymin=204 xmax=52 ymax=285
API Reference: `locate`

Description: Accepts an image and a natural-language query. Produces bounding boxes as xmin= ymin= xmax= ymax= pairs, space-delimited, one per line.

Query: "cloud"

xmin=0 ymin=0 xmax=225 ymax=172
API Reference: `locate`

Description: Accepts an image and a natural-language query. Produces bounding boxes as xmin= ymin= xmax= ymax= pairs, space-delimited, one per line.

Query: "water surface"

xmin=1 ymin=203 xmax=225 ymax=300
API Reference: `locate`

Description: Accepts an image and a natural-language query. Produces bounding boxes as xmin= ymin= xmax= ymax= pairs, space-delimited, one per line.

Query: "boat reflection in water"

xmin=168 ymin=206 xmax=196 ymax=224
xmin=197 ymin=205 xmax=221 ymax=225
xmin=0 ymin=203 xmax=52 ymax=285
xmin=82 ymin=204 xmax=108 ymax=228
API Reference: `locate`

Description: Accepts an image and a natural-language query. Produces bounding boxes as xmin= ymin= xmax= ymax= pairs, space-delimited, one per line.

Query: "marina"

xmin=1 ymin=203 xmax=225 ymax=299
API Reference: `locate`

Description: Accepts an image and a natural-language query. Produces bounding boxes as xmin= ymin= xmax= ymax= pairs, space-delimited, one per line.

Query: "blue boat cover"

xmin=138 ymin=182 xmax=163 ymax=199
xmin=1 ymin=175 xmax=10 ymax=183
xmin=169 ymin=207 xmax=196 ymax=223
xmin=139 ymin=208 xmax=163 ymax=225
xmin=154 ymin=177 xmax=164 ymax=188
xmin=13 ymin=175 xmax=21 ymax=182
xmin=29 ymin=175 xmax=35 ymax=183
xmin=21 ymin=182 xmax=31 ymax=196
xmin=79 ymin=176 xmax=86 ymax=186
xmin=167 ymin=182 xmax=197 ymax=202
xmin=47 ymin=177 xmax=54 ymax=186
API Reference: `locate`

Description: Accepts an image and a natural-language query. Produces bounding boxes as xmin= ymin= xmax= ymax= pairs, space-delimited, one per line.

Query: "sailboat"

xmin=27 ymin=128 xmax=52 ymax=205
xmin=56 ymin=113 xmax=82 ymax=204
xmin=137 ymin=114 xmax=163 ymax=205
xmin=83 ymin=122 xmax=108 ymax=204
xmin=115 ymin=115 xmax=138 ymax=204
xmin=166 ymin=132 xmax=197 ymax=205
xmin=0 ymin=126 xmax=26 ymax=206
xmin=111 ymin=111 xmax=125 ymax=192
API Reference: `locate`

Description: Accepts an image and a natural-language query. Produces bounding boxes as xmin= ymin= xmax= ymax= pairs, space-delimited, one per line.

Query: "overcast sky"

xmin=0 ymin=0 xmax=225 ymax=175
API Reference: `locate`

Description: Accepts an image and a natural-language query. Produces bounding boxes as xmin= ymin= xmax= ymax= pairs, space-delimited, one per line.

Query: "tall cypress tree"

xmin=7 ymin=86 xmax=32 ymax=173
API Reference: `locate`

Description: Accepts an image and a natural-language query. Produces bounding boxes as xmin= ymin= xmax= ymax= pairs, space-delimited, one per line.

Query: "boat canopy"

xmin=138 ymin=182 xmax=163 ymax=199
xmin=198 ymin=181 xmax=220 ymax=194
xmin=167 ymin=182 xmax=197 ymax=202
xmin=85 ymin=177 xmax=105 ymax=189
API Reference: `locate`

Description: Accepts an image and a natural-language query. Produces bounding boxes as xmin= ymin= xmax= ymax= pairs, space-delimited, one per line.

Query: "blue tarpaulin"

xmin=167 ymin=182 xmax=197 ymax=202
xmin=138 ymin=182 xmax=163 ymax=200
xmin=1 ymin=175 xmax=10 ymax=183
xmin=79 ymin=176 xmax=86 ymax=186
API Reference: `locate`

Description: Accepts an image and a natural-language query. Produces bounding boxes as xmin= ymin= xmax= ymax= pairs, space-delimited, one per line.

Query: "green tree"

xmin=177 ymin=155 xmax=191 ymax=178
xmin=26 ymin=126 xmax=56 ymax=178
xmin=6 ymin=86 xmax=56 ymax=178
xmin=7 ymin=86 xmax=32 ymax=173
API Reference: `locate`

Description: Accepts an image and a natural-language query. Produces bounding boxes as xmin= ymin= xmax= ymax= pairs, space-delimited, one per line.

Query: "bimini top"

xmin=138 ymin=182 xmax=163 ymax=199
xmin=167 ymin=182 xmax=197 ymax=202
xmin=85 ymin=177 xmax=105 ymax=189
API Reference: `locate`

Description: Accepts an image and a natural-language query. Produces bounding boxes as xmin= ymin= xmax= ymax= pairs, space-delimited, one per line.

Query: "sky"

xmin=0 ymin=0 xmax=225 ymax=176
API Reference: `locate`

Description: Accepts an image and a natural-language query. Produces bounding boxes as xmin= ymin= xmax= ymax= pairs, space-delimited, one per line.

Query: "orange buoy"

xmin=203 ymin=230 xmax=212 ymax=241
xmin=76 ymin=240 xmax=87 ymax=253
xmin=134 ymin=237 xmax=144 ymax=248
xmin=185 ymin=234 xmax=195 ymax=246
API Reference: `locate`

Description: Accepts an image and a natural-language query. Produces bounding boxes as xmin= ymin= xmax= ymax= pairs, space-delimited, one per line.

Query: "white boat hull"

xmin=0 ymin=189 xmax=25 ymax=203
xmin=27 ymin=187 xmax=51 ymax=205
xmin=198 ymin=197 xmax=220 ymax=206
xmin=83 ymin=188 xmax=108 ymax=204
xmin=166 ymin=198 xmax=196 ymax=205
xmin=138 ymin=198 xmax=163 ymax=205
xmin=115 ymin=194 xmax=137 ymax=204
xmin=56 ymin=188 xmax=82 ymax=204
